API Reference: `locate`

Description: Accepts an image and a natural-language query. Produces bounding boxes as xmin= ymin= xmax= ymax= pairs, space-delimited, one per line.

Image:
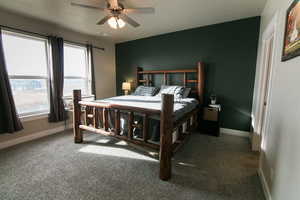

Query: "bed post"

xmin=136 ymin=67 xmax=142 ymax=87
xmin=197 ymin=62 xmax=205 ymax=104
xmin=73 ymin=90 xmax=82 ymax=143
xmin=159 ymin=94 xmax=174 ymax=181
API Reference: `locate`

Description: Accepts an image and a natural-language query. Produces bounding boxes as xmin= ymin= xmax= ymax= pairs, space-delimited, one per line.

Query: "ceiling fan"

xmin=71 ymin=0 xmax=155 ymax=29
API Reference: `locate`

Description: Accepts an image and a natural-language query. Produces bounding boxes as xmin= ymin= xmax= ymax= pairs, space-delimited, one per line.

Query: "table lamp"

xmin=122 ymin=82 xmax=131 ymax=95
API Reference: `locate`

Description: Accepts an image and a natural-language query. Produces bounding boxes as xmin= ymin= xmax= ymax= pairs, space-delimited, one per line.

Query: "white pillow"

xmin=156 ymin=85 xmax=185 ymax=98
xmin=133 ymin=86 xmax=159 ymax=96
xmin=182 ymin=88 xmax=191 ymax=98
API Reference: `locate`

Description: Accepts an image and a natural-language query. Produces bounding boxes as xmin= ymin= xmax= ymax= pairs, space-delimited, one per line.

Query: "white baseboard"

xmin=251 ymin=132 xmax=261 ymax=151
xmin=258 ymin=168 xmax=272 ymax=200
xmin=220 ymin=128 xmax=250 ymax=138
xmin=0 ymin=124 xmax=73 ymax=150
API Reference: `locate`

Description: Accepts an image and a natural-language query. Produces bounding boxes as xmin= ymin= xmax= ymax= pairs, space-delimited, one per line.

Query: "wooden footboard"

xmin=73 ymin=91 xmax=199 ymax=181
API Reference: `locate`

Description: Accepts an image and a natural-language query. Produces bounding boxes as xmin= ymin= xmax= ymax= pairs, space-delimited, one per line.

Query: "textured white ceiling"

xmin=0 ymin=0 xmax=266 ymax=43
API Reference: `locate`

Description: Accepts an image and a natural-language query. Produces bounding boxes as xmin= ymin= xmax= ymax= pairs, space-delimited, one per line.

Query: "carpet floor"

xmin=0 ymin=131 xmax=265 ymax=200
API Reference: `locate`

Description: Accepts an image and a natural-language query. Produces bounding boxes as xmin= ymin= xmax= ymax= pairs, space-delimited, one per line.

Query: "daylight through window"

xmin=63 ymin=43 xmax=91 ymax=97
xmin=2 ymin=31 xmax=50 ymax=116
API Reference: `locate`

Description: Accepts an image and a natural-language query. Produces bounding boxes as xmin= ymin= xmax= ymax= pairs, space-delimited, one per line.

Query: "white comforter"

xmin=94 ymin=95 xmax=198 ymax=120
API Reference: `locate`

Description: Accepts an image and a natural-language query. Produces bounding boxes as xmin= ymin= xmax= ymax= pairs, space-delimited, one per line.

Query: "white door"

xmin=260 ymin=36 xmax=274 ymax=148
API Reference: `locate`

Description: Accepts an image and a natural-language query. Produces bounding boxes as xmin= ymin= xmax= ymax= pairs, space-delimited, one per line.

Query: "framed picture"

xmin=282 ymin=0 xmax=300 ymax=61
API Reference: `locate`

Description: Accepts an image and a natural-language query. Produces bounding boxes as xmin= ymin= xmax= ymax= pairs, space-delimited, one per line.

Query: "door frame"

xmin=252 ymin=13 xmax=278 ymax=151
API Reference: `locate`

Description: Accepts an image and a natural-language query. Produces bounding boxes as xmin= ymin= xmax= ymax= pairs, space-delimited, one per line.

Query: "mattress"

xmin=94 ymin=95 xmax=199 ymax=120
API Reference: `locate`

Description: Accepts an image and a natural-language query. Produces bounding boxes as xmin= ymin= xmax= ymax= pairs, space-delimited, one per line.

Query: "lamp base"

xmin=124 ymin=90 xmax=129 ymax=95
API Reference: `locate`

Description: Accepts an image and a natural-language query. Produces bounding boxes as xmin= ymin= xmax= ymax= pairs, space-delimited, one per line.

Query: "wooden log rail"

xmin=136 ymin=62 xmax=205 ymax=104
xmin=73 ymin=90 xmax=198 ymax=181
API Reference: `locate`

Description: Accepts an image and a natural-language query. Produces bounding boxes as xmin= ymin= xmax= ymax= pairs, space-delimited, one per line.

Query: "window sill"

xmin=20 ymin=110 xmax=73 ymax=123
xmin=19 ymin=95 xmax=95 ymax=123
xmin=20 ymin=112 xmax=49 ymax=122
xmin=63 ymin=94 xmax=95 ymax=100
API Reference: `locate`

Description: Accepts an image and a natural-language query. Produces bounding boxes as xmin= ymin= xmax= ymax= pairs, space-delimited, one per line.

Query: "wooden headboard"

xmin=136 ymin=62 xmax=205 ymax=104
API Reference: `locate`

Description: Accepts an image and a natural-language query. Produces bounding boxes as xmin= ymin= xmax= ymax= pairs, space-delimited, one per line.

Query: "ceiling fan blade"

xmin=119 ymin=14 xmax=140 ymax=27
xmin=106 ymin=0 xmax=119 ymax=8
xmin=97 ymin=16 xmax=111 ymax=25
xmin=124 ymin=7 xmax=155 ymax=14
xmin=71 ymin=0 xmax=105 ymax=10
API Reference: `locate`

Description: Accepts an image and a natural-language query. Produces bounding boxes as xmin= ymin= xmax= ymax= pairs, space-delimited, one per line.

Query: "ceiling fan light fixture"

xmin=108 ymin=17 xmax=126 ymax=29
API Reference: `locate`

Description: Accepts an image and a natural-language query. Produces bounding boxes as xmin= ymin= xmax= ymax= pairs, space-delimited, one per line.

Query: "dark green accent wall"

xmin=115 ymin=17 xmax=260 ymax=132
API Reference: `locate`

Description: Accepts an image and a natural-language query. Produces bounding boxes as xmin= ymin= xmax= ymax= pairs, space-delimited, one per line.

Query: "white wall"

xmin=0 ymin=9 xmax=116 ymax=146
xmin=252 ymin=0 xmax=300 ymax=199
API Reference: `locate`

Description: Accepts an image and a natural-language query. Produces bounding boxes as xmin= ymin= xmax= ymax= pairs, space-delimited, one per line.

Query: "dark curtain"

xmin=0 ymin=29 xmax=23 ymax=133
xmin=48 ymin=36 xmax=67 ymax=122
xmin=87 ymin=45 xmax=96 ymax=97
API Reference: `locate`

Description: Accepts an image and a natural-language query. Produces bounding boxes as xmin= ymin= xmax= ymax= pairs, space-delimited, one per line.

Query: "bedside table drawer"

xmin=203 ymin=107 xmax=219 ymax=121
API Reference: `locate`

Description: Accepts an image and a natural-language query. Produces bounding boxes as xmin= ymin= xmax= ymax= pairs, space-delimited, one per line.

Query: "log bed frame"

xmin=73 ymin=62 xmax=205 ymax=181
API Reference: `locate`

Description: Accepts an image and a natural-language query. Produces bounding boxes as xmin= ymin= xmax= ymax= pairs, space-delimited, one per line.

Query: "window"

xmin=2 ymin=31 xmax=50 ymax=116
xmin=63 ymin=43 xmax=91 ymax=97
xmin=1 ymin=31 xmax=93 ymax=117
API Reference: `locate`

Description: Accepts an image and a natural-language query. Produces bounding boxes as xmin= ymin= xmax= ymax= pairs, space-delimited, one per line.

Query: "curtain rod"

xmin=0 ymin=24 xmax=105 ymax=51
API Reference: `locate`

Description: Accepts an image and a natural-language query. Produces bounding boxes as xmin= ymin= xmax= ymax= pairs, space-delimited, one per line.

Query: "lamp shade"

xmin=108 ymin=17 xmax=126 ymax=29
xmin=122 ymin=82 xmax=131 ymax=90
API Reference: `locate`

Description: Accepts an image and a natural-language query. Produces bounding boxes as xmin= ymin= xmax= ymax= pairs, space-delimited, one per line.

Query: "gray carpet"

xmin=0 ymin=131 xmax=265 ymax=200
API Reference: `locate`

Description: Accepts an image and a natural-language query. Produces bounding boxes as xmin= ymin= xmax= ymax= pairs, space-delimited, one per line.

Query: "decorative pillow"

xmin=182 ymin=88 xmax=191 ymax=98
xmin=156 ymin=85 xmax=185 ymax=98
xmin=133 ymin=86 xmax=159 ymax=96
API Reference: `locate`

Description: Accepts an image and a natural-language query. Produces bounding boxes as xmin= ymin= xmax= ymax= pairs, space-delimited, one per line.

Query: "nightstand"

xmin=199 ymin=104 xmax=221 ymax=136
